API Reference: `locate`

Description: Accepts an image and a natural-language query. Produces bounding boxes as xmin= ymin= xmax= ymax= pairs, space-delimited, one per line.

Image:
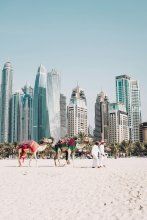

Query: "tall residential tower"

xmin=109 ymin=103 xmax=129 ymax=144
xmin=67 ymin=85 xmax=88 ymax=137
xmin=11 ymin=90 xmax=23 ymax=142
xmin=33 ymin=64 xmax=48 ymax=142
xmin=94 ymin=91 xmax=109 ymax=142
xmin=115 ymin=75 xmax=141 ymax=142
xmin=0 ymin=62 xmax=13 ymax=142
xmin=21 ymin=85 xmax=33 ymax=141
xmin=131 ymin=80 xmax=142 ymax=142
xmin=60 ymin=94 xmax=67 ymax=137
xmin=46 ymin=69 xmax=61 ymax=143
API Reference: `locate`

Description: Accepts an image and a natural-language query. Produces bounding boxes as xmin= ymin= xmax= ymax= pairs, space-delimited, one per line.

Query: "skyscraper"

xmin=33 ymin=64 xmax=49 ymax=142
xmin=116 ymin=75 xmax=132 ymax=139
xmin=140 ymin=122 xmax=147 ymax=144
xmin=60 ymin=94 xmax=67 ymax=137
xmin=21 ymin=85 xmax=33 ymax=141
xmin=131 ymin=80 xmax=142 ymax=142
xmin=109 ymin=103 xmax=129 ymax=144
xmin=46 ymin=69 xmax=61 ymax=143
xmin=11 ymin=91 xmax=23 ymax=142
xmin=0 ymin=62 xmax=13 ymax=142
xmin=94 ymin=91 xmax=109 ymax=142
xmin=116 ymin=75 xmax=131 ymax=113
xmin=115 ymin=75 xmax=142 ymax=142
xmin=67 ymin=85 xmax=88 ymax=137
xmin=11 ymin=85 xmax=33 ymax=142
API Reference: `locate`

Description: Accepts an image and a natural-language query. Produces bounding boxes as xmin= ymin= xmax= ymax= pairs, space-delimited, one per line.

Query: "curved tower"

xmin=0 ymin=62 xmax=13 ymax=142
xmin=33 ymin=64 xmax=49 ymax=142
xmin=46 ymin=69 xmax=61 ymax=142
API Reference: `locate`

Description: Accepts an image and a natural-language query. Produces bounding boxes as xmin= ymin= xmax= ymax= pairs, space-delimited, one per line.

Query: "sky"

xmin=0 ymin=0 xmax=147 ymax=128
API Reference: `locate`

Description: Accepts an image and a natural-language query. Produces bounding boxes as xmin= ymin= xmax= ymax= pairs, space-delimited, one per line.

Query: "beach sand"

xmin=0 ymin=158 xmax=147 ymax=220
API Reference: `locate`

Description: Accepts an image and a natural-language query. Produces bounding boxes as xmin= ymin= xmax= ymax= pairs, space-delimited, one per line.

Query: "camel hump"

xmin=18 ymin=140 xmax=38 ymax=152
xmin=19 ymin=140 xmax=34 ymax=146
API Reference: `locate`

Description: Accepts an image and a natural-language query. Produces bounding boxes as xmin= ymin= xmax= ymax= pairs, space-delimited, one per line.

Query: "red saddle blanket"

xmin=18 ymin=140 xmax=38 ymax=152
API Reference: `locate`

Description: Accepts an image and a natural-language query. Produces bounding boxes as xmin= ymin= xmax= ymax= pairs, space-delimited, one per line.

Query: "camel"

xmin=53 ymin=137 xmax=78 ymax=167
xmin=54 ymin=136 xmax=93 ymax=167
xmin=53 ymin=138 xmax=70 ymax=166
xmin=77 ymin=136 xmax=93 ymax=158
xmin=17 ymin=138 xmax=53 ymax=167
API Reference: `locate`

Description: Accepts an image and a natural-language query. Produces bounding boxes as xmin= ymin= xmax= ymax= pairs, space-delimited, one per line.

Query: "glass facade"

xmin=116 ymin=75 xmax=132 ymax=139
xmin=33 ymin=64 xmax=49 ymax=142
xmin=131 ymin=80 xmax=142 ymax=142
xmin=0 ymin=62 xmax=13 ymax=142
xmin=11 ymin=91 xmax=23 ymax=142
xmin=46 ymin=69 xmax=61 ymax=143
xmin=21 ymin=85 xmax=33 ymax=141
xmin=116 ymin=75 xmax=131 ymax=114
xmin=94 ymin=91 xmax=109 ymax=142
xmin=60 ymin=94 xmax=67 ymax=137
xmin=116 ymin=75 xmax=142 ymax=142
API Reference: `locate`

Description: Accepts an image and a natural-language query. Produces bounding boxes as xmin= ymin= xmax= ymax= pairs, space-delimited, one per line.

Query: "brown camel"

xmin=53 ymin=138 xmax=70 ymax=166
xmin=53 ymin=137 xmax=92 ymax=166
xmin=17 ymin=138 xmax=53 ymax=167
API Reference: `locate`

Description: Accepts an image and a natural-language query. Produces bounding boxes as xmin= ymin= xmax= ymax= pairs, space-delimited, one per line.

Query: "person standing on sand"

xmin=91 ymin=141 xmax=100 ymax=168
xmin=99 ymin=141 xmax=106 ymax=167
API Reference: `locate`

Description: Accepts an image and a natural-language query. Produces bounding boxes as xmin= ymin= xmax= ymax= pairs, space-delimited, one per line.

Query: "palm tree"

xmin=126 ymin=140 xmax=134 ymax=157
xmin=0 ymin=143 xmax=5 ymax=159
xmin=12 ymin=142 xmax=19 ymax=159
xmin=133 ymin=142 xmax=145 ymax=156
xmin=110 ymin=143 xmax=119 ymax=158
xmin=144 ymin=143 xmax=147 ymax=155
xmin=78 ymin=132 xmax=85 ymax=143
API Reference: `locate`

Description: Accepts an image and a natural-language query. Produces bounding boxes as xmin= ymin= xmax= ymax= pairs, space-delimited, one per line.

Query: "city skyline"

xmin=0 ymin=0 xmax=147 ymax=127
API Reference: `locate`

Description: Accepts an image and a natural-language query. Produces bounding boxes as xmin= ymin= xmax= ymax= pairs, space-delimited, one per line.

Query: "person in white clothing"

xmin=91 ymin=141 xmax=100 ymax=168
xmin=99 ymin=141 xmax=106 ymax=167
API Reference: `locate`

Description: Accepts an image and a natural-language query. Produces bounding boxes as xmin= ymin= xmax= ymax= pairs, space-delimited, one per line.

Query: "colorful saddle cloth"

xmin=54 ymin=142 xmax=68 ymax=152
xmin=18 ymin=140 xmax=38 ymax=152
xmin=68 ymin=138 xmax=76 ymax=151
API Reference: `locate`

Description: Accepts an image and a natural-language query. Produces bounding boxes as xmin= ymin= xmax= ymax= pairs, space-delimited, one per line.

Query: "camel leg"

xmin=72 ymin=151 xmax=75 ymax=167
xmin=34 ymin=152 xmax=38 ymax=167
xmin=54 ymin=151 xmax=62 ymax=167
xmin=29 ymin=154 xmax=33 ymax=167
xmin=54 ymin=158 xmax=57 ymax=166
xmin=65 ymin=151 xmax=68 ymax=165
xmin=18 ymin=149 xmax=22 ymax=167
xmin=54 ymin=153 xmax=57 ymax=166
xmin=67 ymin=148 xmax=71 ymax=164
xmin=58 ymin=158 xmax=61 ymax=166
xmin=56 ymin=151 xmax=61 ymax=166
xmin=54 ymin=155 xmax=57 ymax=167
xmin=58 ymin=151 xmax=61 ymax=166
xmin=29 ymin=151 xmax=38 ymax=167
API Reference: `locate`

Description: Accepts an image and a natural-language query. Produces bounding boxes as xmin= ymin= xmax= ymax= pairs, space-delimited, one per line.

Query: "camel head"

xmin=41 ymin=138 xmax=53 ymax=145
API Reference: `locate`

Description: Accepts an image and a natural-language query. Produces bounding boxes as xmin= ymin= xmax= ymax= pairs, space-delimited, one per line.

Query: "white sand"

xmin=0 ymin=158 xmax=147 ymax=220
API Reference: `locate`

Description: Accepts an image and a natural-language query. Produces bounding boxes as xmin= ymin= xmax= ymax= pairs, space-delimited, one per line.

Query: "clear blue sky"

xmin=0 ymin=0 xmax=147 ymax=127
